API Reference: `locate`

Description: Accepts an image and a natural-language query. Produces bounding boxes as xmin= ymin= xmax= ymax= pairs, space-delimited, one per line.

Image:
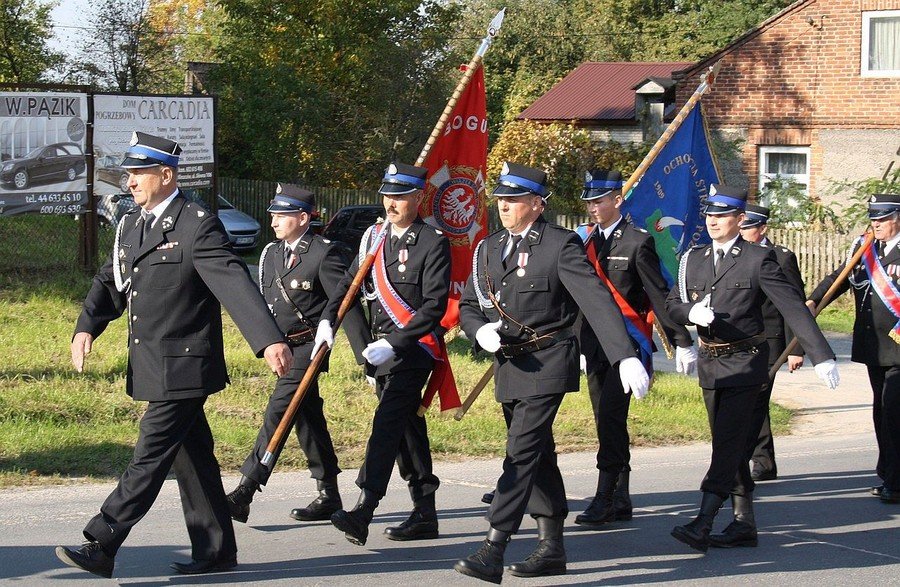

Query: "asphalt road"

xmin=2 ymin=332 xmax=899 ymax=585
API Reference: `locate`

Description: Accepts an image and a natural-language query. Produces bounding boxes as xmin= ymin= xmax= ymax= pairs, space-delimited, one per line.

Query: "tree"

xmin=209 ymin=0 xmax=464 ymax=187
xmin=0 ymin=0 xmax=64 ymax=83
xmin=63 ymin=0 xmax=168 ymax=92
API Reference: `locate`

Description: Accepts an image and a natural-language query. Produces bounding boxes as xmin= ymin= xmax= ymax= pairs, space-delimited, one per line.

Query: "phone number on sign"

xmin=40 ymin=204 xmax=84 ymax=214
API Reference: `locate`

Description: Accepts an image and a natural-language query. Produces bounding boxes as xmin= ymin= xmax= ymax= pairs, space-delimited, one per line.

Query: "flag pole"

xmin=622 ymin=60 xmax=722 ymax=360
xmin=415 ymin=8 xmax=505 ymax=167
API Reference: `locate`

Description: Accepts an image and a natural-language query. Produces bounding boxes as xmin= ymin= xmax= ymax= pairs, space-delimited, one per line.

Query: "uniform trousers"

xmin=586 ymin=360 xmax=632 ymax=474
xmin=866 ymin=365 xmax=900 ymax=490
xmin=84 ymin=398 xmax=236 ymax=560
xmin=488 ymin=393 xmax=568 ymax=533
xmin=356 ymin=368 xmax=439 ymax=501
xmin=240 ymin=366 xmax=340 ymax=486
xmin=701 ymin=383 xmax=767 ymax=498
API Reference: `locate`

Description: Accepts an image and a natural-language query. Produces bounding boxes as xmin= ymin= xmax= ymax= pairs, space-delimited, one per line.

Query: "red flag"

xmin=419 ymin=65 xmax=489 ymax=331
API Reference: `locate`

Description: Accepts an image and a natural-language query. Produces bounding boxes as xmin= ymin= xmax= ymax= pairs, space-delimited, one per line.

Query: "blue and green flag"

xmin=621 ymin=105 xmax=719 ymax=286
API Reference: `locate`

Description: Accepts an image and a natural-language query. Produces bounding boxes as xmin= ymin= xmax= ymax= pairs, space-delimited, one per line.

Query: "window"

xmin=862 ymin=10 xmax=900 ymax=76
xmin=758 ymin=146 xmax=810 ymax=198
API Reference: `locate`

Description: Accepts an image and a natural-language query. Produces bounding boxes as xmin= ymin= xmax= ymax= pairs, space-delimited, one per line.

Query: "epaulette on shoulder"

xmin=779 ymin=246 xmax=790 ymax=253
xmin=634 ymin=226 xmax=648 ymax=234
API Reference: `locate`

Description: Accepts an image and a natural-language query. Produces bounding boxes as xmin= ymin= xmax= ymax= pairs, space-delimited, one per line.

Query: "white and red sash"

xmin=860 ymin=239 xmax=900 ymax=343
xmin=369 ymin=224 xmax=461 ymax=410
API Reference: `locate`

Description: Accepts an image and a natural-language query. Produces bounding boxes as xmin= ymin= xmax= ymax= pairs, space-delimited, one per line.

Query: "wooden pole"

xmin=263 ymin=10 xmax=507 ymax=466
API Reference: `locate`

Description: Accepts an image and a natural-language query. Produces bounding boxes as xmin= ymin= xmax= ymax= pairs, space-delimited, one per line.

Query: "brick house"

xmin=673 ymin=0 xmax=900 ymax=204
xmin=518 ymin=62 xmax=693 ymax=143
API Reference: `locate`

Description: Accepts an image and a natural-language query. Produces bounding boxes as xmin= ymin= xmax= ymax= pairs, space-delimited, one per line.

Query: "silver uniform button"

xmin=185 ymin=347 xmax=190 ymax=352
xmin=134 ymin=338 xmax=140 ymax=344
xmin=161 ymin=255 xmax=167 ymax=260
xmin=132 ymin=316 xmax=137 ymax=321
xmin=133 ymin=267 xmax=139 ymax=273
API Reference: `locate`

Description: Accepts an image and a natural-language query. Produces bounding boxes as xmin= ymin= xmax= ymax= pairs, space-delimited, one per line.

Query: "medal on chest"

xmin=516 ymin=251 xmax=529 ymax=277
xmin=398 ymin=248 xmax=409 ymax=273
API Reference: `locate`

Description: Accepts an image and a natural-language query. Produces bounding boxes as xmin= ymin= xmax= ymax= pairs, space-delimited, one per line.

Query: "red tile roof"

xmin=518 ymin=62 xmax=695 ymax=122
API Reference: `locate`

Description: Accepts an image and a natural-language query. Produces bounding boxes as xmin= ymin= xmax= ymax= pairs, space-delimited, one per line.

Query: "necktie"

xmin=714 ymin=248 xmax=725 ymax=276
xmin=504 ymin=235 xmax=523 ymax=270
xmin=878 ymin=240 xmax=886 ymax=259
xmin=138 ymin=210 xmax=153 ymax=246
xmin=390 ymin=235 xmax=400 ymax=251
xmin=595 ymin=230 xmax=607 ymax=251
xmin=285 ymin=247 xmax=297 ymax=269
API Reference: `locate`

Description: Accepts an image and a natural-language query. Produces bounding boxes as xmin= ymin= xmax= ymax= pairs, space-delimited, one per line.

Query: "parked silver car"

xmin=95 ymin=192 xmax=261 ymax=252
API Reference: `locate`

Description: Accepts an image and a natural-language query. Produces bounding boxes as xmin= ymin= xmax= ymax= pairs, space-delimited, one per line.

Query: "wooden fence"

xmin=222 ymin=177 xmax=853 ymax=290
xmin=220 ymin=177 xmax=378 ymax=226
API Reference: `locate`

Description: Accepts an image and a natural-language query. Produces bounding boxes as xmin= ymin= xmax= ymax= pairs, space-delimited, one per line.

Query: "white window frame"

xmin=861 ymin=10 xmax=900 ymax=77
xmin=758 ymin=146 xmax=811 ymax=203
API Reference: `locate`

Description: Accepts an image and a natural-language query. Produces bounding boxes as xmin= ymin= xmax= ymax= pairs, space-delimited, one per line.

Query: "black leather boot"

xmin=671 ymin=492 xmax=726 ymax=553
xmin=331 ymin=489 xmax=379 ymax=546
xmin=290 ymin=477 xmax=342 ymax=521
xmin=55 ymin=541 xmax=115 ymax=579
xmin=574 ymin=470 xmax=618 ymax=526
xmin=508 ymin=517 xmax=567 ymax=577
xmin=709 ymin=493 xmax=758 ymax=548
xmin=613 ymin=467 xmax=633 ymax=521
xmin=226 ymin=476 xmax=260 ymax=524
xmin=454 ymin=527 xmax=510 ymax=584
xmin=384 ymin=493 xmax=439 ymax=541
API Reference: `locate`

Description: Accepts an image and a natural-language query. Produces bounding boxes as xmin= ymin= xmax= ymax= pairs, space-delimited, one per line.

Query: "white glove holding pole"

xmin=688 ymin=294 xmax=715 ymax=327
xmin=580 ymin=354 xmax=587 ymax=374
xmin=619 ymin=357 xmax=651 ymax=399
xmin=814 ymin=359 xmax=840 ymax=389
xmin=362 ymin=338 xmax=395 ymax=366
xmin=310 ymin=319 xmax=334 ymax=359
xmin=475 ymin=319 xmax=503 ymax=353
xmin=675 ymin=345 xmax=698 ymax=375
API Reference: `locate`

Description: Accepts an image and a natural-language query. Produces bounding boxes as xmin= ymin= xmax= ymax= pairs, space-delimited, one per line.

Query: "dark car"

xmin=0 ymin=142 xmax=86 ymax=189
xmin=321 ymin=204 xmax=383 ymax=255
xmin=95 ymin=192 xmax=262 ymax=252
xmin=95 ymin=154 xmax=130 ymax=193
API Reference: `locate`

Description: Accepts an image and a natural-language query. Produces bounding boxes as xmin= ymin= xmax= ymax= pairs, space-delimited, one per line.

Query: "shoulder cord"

xmin=678 ymin=247 xmax=693 ymax=303
xmin=112 ymin=215 xmax=131 ymax=293
xmin=472 ymin=239 xmax=494 ymax=309
xmin=258 ymin=241 xmax=277 ymax=295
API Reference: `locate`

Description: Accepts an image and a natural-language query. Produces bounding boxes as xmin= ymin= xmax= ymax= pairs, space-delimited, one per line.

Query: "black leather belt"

xmin=699 ymin=334 xmax=766 ymax=358
xmin=500 ymin=327 xmax=574 ymax=359
xmin=286 ymin=327 xmax=314 ymax=345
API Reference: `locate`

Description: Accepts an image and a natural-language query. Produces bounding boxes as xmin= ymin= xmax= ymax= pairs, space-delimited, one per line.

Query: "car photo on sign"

xmin=95 ymin=153 xmax=131 ymax=195
xmin=0 ymin=142 xmax=86 ymax=191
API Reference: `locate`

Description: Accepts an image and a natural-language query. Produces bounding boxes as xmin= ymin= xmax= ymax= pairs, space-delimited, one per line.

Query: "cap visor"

xmin=120 ymin=157 xmax=160 ymax=169
xmin=378 ymin=182 xmax=418 ymax=195
xmin=492 ymin=184 xmax=533 ymax=196
xmin=580 ymin=188 xmax=614 ymax=201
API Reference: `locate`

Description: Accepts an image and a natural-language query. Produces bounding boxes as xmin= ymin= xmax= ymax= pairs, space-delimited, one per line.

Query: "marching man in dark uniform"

xmin=738 ymin=204 xmax=806 ymax=482
xmin=56 ymin=132 xmax=291 ymax=578
xmin=808 ymin=193 xmax=900 ymax=504
xmin=225 ymin=184 xmax=370 ymax=524
xmin=455 ymin=162 xmax=650 ymax=583
xmin=574 ymin=169 xmax=697 ymax=527
xmin=327 ymin=162 xmax=452 ymax=546
xmin=666 ymin=184 xmax=838 ymax=553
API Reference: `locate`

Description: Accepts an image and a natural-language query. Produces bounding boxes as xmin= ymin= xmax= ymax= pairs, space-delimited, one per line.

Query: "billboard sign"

xmin=93 ymin=94 xmax=215 ymax=196
xmin=0 ymin=92 xmax=89 ymax=216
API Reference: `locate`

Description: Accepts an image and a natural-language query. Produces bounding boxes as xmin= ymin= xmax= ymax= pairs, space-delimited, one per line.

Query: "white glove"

xmin=475 ymin=320 xmax=503 ymax=353
xmin=580 ymin=354 xmax=587 ymax=374
xmin=688 ymin=294 xmax=715 ymax=327
xmin=310 ymin=319 xmax=334 ymax=359
xmin=362 ymin=338 xmax=395 ymax=366
xmin=814 ymin=359 xmax=840 ymax=389
xmin=366 ymin=375 xmax=377 ymax=388
xmin=619 ymin=357 xmax=651 ymax=399
xmin=675 ymin=345 xmax=698 ymax=375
